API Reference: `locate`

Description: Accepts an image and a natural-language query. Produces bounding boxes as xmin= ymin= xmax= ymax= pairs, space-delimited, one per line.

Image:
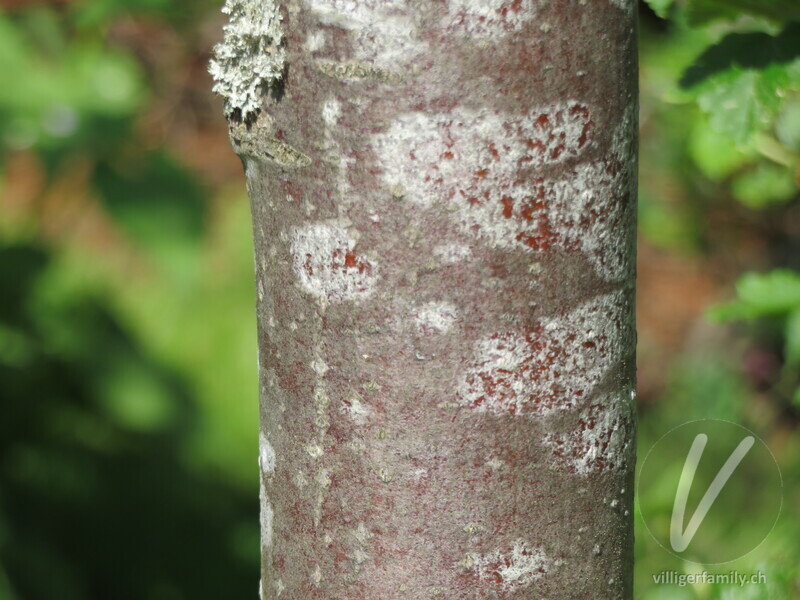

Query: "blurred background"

xmin=0 ymin=0 xmax=797 ymax=598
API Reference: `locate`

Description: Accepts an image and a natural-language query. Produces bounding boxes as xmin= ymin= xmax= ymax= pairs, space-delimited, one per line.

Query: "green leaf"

xmin=680 ymin=24 xmax=800 ymax=143
xmin=685 ymin=0 xmax=738 ymax=26
xmin=785 ymin=308 xmax=800 ymax=365
xmin=732 ymin=163 xmax=797 ymax=207
xmin=686 ymin=0 xmax=800 ymax=25
xmin=680 ymin=25 xmax=800 ymax=90
xmin=695 ymin=69 xmax=779 ymax=142
xmin=688 ymin=117 xmax=754 ymax=179
xmin=734 ymin=269 xmax=800 ymax=312
xmin=711 ymin=269 xmax=800 ymax=320
xmin=776 ymin=100 xmax=800 ymax=151
xmin=644 ymin=0 xmax=675 ymax=18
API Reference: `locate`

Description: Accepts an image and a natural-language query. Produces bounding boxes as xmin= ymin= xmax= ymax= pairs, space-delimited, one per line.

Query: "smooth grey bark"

xmin=212 ymin=1 xmax=638 ymax=598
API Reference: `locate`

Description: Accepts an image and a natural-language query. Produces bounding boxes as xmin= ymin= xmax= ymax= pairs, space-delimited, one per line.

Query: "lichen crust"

xmin=209 ymin=0 xmax=286 ymax=119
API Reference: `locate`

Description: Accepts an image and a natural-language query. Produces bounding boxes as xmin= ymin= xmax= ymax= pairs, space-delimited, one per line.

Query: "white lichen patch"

xmin=260 ymin=479 xmax=274 ymax=549
xmin=306 ymin=29 xmax=326 ymax=52
xmin=486 ymin=457 xmax=504 ymax=470
xmin=609 ymin=0 xmax=636 ymax=14
xmin=209 ymin=0 xmax=285 ymax=119
xmin=314 ymin=387 xmax=331 ymax=430
xmin=306 ymin=443 xmax=325 ymax=458
xmin=291 ymin=223 xmax=379 ymax=302
xmin=316 ymin=468 xmax=331 ymax=488
xmin=311 ymin=358 xmax=330 ymax=377
xmin=347 ymin=521 xmax=374 ymax=575
xmin=341 ymin=395 xmax=370 ymax=424
xmin=543 ymin=389 xmax=635 ymax=475
xmin=372 ymin=105 xmax=637 ymax=281
xmin=544 ymin=161 xmax=635 ymax=281
xmin=458 ymin=291 xmax=632 ymax=417
xmin=460 ymin=331 xmax=530 ymax=415
xmin=413 ymin=301 xmax=458 ymax=334
xmin=446 ymin=0 xmax=536 ymax=38
xmin=432 ymin=243 xmax=473 ymax=264
xmin=259 ymin=431 xmax=276 ymax=475
xmin=469 ymin=540 xmax=551 ymax=592
xmin=352 ymin=521 xmax=374 ymax=545
xmin=544 ymin=104 xmax=637 ymax=280
xmin=322 ymin=97 xmax=341 ymax=127
xmin=304 ymin=0 xmax=424 ymax=68
xmin=371 ymin=103 xmax=593 ymax=211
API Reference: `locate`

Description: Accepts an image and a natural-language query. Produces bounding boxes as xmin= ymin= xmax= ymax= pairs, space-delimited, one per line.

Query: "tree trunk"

xmin=212 ymin=1 xmax=638 ymax=598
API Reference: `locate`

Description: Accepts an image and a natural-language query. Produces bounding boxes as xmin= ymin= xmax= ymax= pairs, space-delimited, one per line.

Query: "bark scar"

xmin=228 ymin=118 xmax=312 ymax=169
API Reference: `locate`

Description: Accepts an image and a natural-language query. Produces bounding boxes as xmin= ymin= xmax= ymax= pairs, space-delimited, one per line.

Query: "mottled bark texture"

xmin=213 ymin=0 xmax=638 ymax=598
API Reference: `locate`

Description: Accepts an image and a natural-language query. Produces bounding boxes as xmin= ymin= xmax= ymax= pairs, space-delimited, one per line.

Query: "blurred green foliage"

xmin=637 ymin=0 xmax=799 ymax=597
xmin=0 ymin=1 xmax=259 ymax=598
xmin=0 ymin=243 xmax=258 ymax=600
xmin=0 ymin=0 xmax=797 ymax=599
xmin=711 ymin=269 xmax=800 ymax=405
xmin=0 ymin=11 xmax=141 ymax=156
xmin=645 ymin=0 xmax=800 ymax=412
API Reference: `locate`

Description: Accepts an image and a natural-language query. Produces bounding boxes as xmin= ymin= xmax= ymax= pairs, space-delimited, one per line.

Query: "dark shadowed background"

xmin=0 ymin=0 xmax=798 ymax=598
